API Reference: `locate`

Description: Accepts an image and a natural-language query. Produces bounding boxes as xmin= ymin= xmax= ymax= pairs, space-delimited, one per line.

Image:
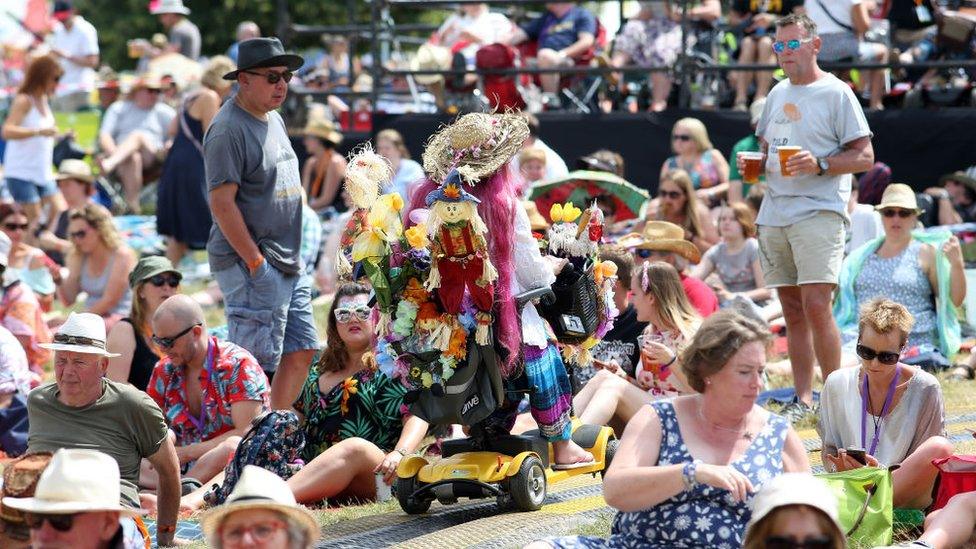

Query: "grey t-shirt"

xmin=756 ymin=72 xmax=872 ymax=227
xmin=702 ymin=238 xmax=760 ymax=292
xmin=205 ymin=98 xmax=304 ymax=275
xmin=169 ymin=18 xmax=201 ymax=60
xmin=27 ymin=379 xmax=169 ymax=505
xmin=100 ymin=100 xmax=176 ymax=150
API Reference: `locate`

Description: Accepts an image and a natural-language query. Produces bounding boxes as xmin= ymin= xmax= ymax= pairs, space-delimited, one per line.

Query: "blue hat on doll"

xmin=424 ymin=169 xmax=482 ymax=207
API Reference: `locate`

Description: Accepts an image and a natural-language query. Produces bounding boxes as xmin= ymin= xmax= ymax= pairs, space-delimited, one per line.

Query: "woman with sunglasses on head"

xmin=1 ymin=54 xmax=66 ymax=236
xmin=0 ymin=203 xmax=59 ymax=309
xmin=284 ymin=282 xmax=430 ymax=505
xmin=105 ymin=256 xmax=181 ymax=391
xmin=648 ymin=169 xmax=718 ymax=253
xmin=660 ymin=117 xmax=730 ymax=208
xmin=834 ymin=184 xmax=966 ymax=371
xmin=58 ymin=204 xmax=136 ymax=330
xmin=574 ymin=261 xmax=701 ymax=435
xmin=819 ymin=298 xmax=952 ymax=510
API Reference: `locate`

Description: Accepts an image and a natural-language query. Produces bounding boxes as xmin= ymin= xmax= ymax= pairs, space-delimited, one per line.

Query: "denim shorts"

xmin=214 ymin=261 xmax=319 ymax=372
xmin=4 ymin=177 xmax=58 ymax=204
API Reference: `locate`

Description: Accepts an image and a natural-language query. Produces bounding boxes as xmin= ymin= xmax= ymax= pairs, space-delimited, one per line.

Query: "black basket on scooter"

xmin=536 ymin=260 xmax=599 ymax=345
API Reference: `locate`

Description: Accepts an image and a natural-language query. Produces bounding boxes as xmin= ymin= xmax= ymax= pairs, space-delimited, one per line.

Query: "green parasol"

xmin=527 ymin=170 xmax=650 ymax=223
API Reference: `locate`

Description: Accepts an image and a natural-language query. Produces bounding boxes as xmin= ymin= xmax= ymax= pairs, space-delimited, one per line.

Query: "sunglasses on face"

xmin=23 ymin=512 xmax=77 ymax=532
xmin=148 ymin=273 xmax=181 ymax=288
xmin=152 ymin=322 xmax=201 ymax=348
xmin=672 ymin=134 xmax=692 ymax=142
xmin=242 ymin=69 xmax=294 ymax=84
xmin=880 ymin=208 xmax=915 ymax=218
xmin=773 ymin=37 xmax=814 ymax=53
xmin=4 ymin=222 xmax=28 ymax=231
xmin=635 ymin=249 xmax=670 ymax=259
xmin=856 ymin=343 xmax=901 ymax=365
xmin=765 ymin=535 xmax=834 ymax=549
xmin=69 ymin=229 xmax=88 ymax=240
xmin=659 ymin=190 xmax=683 ymax=199
xmin=335 ymin=305 xmax=371 ymax=324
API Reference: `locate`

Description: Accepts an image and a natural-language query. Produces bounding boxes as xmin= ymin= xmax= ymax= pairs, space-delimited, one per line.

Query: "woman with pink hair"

xmin=410 ymin=112 xmax=593 ymax=467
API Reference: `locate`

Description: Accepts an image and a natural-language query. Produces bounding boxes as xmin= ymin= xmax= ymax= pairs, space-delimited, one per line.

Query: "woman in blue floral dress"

xmin=530 ymin=311 xmax=810 ymax=548
xmin=286 ymin=283 xmax=430 ymax=504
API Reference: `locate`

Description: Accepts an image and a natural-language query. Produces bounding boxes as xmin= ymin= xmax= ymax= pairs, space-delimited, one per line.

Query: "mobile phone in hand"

xmin=845 ymin=447 xmax=867 ymax=465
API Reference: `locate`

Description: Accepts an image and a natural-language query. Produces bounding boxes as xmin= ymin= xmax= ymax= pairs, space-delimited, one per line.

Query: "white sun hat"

xmin=200 ymin=466 xmax=319 ymax=545
xmin=2 ymin=448 xmax=147 ymax=516
xmin=150 ymin=0 xmax=191 ymax=15
xmin=39 ymin=312 xmax=121 ymax=357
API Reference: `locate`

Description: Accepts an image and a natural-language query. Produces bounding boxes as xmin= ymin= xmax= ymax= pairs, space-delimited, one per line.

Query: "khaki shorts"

xmin=757 ymin=211 xmax=846 ymax=287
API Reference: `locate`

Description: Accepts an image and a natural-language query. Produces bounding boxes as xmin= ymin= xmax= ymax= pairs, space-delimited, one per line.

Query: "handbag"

xmin=407 ymin=338 xmax=505 ymax=427
xmin=931 ymin=455 xmax=976 ymax=511
xmin=536 ymin=261 xmax=599 ymax=345
xmin=816 ymin=466 xmax=894 ymax=546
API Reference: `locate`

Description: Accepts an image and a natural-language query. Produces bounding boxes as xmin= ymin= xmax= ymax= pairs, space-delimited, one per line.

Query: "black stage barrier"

xmin=369 ymin=109 xmax=976 ymax=194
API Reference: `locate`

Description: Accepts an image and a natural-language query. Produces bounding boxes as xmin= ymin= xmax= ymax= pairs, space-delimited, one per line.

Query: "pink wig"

xmin=408 ymin=166 xmax=520 ymax=376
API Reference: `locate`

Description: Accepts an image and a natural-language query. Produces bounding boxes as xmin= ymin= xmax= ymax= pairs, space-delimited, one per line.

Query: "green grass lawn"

xmin=54 ymin=111 xmax=100 ymax=152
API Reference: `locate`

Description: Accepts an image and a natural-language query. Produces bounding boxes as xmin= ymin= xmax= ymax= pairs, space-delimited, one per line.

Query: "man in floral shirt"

xmin=147 ymin=295 xmax=269 ymax=486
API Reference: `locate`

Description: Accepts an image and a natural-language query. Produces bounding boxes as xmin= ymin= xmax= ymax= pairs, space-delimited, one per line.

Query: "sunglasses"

xmin=772 ymin=37 xmax=815 ymax=53
xmin=856 ymin=343 xmax=901 ymax=365
xmin=69 ymin=229 xmax=88 ymax=240
xmin=222 ymin=520 xmax=287 ymax=544
xmin=4 ymin=222 xmax=28 ymax=231
xmin=148 ymin=273 xmax=181 ymax=288
xmin=152 ymin=322 xmax=201 ymax=348
xmin=334 ymin=305 xmax=371 ymax=324
xmin=23 ymin=512 xmax=77 ymax=532
xmin=880 ymin=208 xmax=915 ymax=218
xmin=658 ymin=190 xmax=683 ymax=199
xmin=672 ymin=134 xmax=692 ymax=142
xmin=635 ymin=249 xmax=670 ymax=259
xmin=765 ymin=536 xmax=834 ymax=549
xmin=242 ymin=69 xmax=294 ymax=84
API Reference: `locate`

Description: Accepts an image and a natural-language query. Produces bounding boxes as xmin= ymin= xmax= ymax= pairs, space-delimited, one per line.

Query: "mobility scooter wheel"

xmin=396 ymin=475 xmax=432 ymax=515
xmin=509 ymin=456 xmax=547 ymax=511
xmin=601 ymin=439 xmax=619 ymax=479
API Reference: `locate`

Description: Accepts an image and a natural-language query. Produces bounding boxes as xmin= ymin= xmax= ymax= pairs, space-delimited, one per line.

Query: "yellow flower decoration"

xmin=421 ymin=372 xmax=433 ymax=388
xmin=390 ymin=192 xmax=404 ymax=212
xmin=405 ymin=224 xmax=429 ymax=249
xmin=550 ymin=202 xmax=582 ymax=224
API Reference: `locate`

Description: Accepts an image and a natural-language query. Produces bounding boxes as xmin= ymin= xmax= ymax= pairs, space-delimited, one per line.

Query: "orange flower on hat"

xmin=443 ymin=184 xmax=461 ymax=200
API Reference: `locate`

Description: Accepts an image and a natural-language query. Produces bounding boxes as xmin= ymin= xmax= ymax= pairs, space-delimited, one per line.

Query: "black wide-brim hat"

xmin=223 ymin=37 xmax=304 ymax=80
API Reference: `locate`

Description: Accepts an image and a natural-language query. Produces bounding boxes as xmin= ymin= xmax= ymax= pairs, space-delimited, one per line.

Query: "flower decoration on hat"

xmin=422 ymin=111 xmax=530 ymax=186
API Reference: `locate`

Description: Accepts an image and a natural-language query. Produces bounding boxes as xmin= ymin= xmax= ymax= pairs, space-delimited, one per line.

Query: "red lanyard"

xmin=860 ymin=368 xmax=900 ymax=456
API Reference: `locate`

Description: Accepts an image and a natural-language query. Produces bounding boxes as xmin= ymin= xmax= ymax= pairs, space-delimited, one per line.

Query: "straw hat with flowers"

xmin=422 ymin=111 xmax=529 ymax=185
xmin=618 ymin=220 xmax=701 ymax=264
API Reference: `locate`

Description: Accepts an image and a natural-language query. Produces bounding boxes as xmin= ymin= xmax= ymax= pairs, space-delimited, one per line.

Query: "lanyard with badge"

xmin=186 ymin=339 xmax=216 ymax=434
xmin=860 ymin=369 xmax=900 ymax=456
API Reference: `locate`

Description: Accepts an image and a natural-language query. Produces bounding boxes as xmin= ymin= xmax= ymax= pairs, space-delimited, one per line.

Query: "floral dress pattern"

xmin=294 ymin=364 xmax=409 ymax=463
xmin=615 ymin=17 xmax=686 ymax=68
xmin=0 ymin=280 xmax=51 ymax=372
xmin=547 ymin=400 xmax=789 ymax=548
xmin=146 ymin=336 xmax=270 ymax=446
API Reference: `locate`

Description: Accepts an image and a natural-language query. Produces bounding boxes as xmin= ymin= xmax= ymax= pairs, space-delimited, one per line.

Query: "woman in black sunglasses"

xmin=834 ymin=184 xmax=966 ymax=374
xmin=818 ymin=298 xmax=952 ymax=510
xmin=645 ymin=169 xmax=719 ymax=254
xmin=105 ymin=256 xmax=182 ymax=391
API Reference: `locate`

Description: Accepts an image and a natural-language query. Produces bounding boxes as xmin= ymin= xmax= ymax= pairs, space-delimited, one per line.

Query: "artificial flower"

xmin=405 ymin=224 xmax=429 ymax=249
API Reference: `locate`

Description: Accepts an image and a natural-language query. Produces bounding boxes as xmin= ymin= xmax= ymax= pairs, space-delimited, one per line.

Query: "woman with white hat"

xmin=834 ymin=183 xmax=966 ymax=369
xmin=201 ymin=465 xmax=318 ymax=549
xmin=743 ymin=473 xmax=846 ymax=549
xmin=2 ymin=448 xmax=149 ymax=549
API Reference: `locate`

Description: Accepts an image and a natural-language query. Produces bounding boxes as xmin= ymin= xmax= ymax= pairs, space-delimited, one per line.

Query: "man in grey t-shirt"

xmin=150 ymin=0 xmax=200 ymax=60
xmin=738 ymin=14 xmax=874 ymax=419
xmin=205 ymin=38 xmax=317 ymax=410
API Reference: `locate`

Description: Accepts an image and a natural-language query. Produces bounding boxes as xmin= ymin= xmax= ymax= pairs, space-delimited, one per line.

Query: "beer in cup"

xmin=777 ymin=146 xmax=802 ymax=176
xmin=739 ymin=151 xmax=764 ymax=184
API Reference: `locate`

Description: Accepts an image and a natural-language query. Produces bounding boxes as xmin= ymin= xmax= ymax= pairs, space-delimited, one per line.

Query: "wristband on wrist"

xmin=681 ymin=459 xmax=701 ymax=490
xmin=247 ymin=255 xmax=264 ymax=273
xmin=158 ymin=524 xmax=176 ymax=533
xmin=395 ymin=448 xmax=409 ymax=456
xmin=663 ymin=353 xmax=677 ymax=368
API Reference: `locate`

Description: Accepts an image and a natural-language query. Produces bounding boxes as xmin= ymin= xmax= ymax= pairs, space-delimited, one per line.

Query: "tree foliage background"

xmin=77 ymin=0 xmax=442 ymax=71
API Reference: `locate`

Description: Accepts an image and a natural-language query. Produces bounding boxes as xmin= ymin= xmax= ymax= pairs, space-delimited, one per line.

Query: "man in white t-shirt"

xmin=739 ymin=13 xmax=874 ymax=420
xmin=49 ymin=0 xmax=99 ymax=112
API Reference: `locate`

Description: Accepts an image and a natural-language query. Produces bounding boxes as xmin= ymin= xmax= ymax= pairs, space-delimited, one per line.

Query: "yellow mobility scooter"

xmin=394 ymin=287 xmax=618 ymax=514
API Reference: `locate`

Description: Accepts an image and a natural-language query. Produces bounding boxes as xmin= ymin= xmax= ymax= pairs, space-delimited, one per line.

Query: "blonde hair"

xmin=427 ymin=201 xmax=487 ymax=236
xmin=673 ymin=117 xmax=713 ymax=153
xmin=376 ymin=129 xmax=412 ymax=160
xmin=858 ymin=298 xmax=915 ymax=347
xmin=681 ymin=310 xmax=771 ymax=393
xmin=743 ymin=505 xmax=845 ymax=549
xmin=657 ymin=169 xmax=704 ymax=239
xmin=69 ymin=204 xmax=122 ymax=251
xmin=519 ymin=147 xmax=547 ymax=166
xmin=201 ymin=55 xmax=235 ymax=92
xmin=637 ymin=261 xmax=701 ymax=340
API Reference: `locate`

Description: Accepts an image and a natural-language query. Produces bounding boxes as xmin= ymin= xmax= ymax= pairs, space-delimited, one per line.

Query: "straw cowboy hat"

xmin=619 ymin=221 xmax=701 ymax=264
xmin=940 ymin=165 xmax=976 ymax=192
xmin=200 ymin=466 xmax=318 ymax=544
xmin=523 ymin=201 xmax=550 ymax=232
xmin=746 ymin=473 xmax=843 ymax=541
xmin=150 ymin=0 xmax=191 ymax=15
xmin=875 ymin=183 xmax=923 ymax=215
xmin=2 ymin=448 xmax=147 ymax=516
xmin=304 ymin=117 xmax=343 ymax=146
xmin=422 ymin=111 xmax=530 ymax=186
xmin=410 ymin=43 xmax=452 ymax=86
xmin=55 ymin=159 xmax=95 ymax=184
xmin=39 ymin=312 xmax=121 ymax=357
xmin=129 ymin=74 xmax=163 ymax=92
